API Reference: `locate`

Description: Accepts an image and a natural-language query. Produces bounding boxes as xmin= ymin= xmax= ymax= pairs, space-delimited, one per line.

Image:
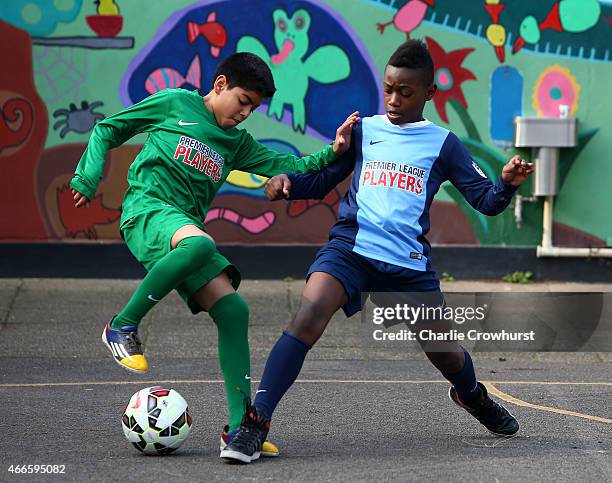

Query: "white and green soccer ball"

xmin=121 ymin=386 xmax=192 ymax=455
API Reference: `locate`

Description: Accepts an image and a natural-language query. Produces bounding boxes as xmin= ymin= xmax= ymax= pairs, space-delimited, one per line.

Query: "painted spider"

xmin=53 ymin=100 xmax=105 ymax=138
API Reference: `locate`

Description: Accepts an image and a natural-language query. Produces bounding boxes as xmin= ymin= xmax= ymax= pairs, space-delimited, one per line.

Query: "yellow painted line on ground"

xmin=0 ymin=379 xmax=445 ymax=388
xmin=0 ymin=379 xmax=227 ymax=388
xmin=0 ymin=379 xmax=610 ymax=388
xmin=484 ymin=382 xmax=612 ymax=424
xmin=2 ymin=378 xmax=611 ymax=424
xmin=485 ymin=381 xmax=612 ymax=386
xmin=295 ymin=380 xmax=612 ymax=386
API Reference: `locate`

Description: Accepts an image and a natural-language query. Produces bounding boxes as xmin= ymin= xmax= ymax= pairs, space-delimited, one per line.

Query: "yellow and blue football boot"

xmin=101 ymin=319 xmax=148 ymax=373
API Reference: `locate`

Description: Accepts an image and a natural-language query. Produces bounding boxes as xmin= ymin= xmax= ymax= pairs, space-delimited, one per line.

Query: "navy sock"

xmin=254 ymin=331 xmax=311 ymax=419
xmin=442 ymin=351 xmax=483 ymax=404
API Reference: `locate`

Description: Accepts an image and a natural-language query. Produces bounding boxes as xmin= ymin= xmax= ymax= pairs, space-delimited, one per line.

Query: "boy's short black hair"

xmin=387 ymin=39 xmax=434 ymax=86
xmin=214 ymin=52 xmax=276 ymax=98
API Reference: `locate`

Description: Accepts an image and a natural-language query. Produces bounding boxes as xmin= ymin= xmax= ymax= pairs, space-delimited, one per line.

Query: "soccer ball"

xmin=121 ymin=386 xmax=192 ymax=455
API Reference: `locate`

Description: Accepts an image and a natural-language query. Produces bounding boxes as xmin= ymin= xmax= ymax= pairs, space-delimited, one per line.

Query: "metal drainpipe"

xmin=514 ymin=194 xmax=537 ymax=229
xmin=536 ymin=196 xmax=612 ymax=257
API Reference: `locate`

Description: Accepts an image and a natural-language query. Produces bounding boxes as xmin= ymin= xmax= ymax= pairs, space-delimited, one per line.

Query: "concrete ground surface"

xmin=0 ymin=278 xmax=610 ymax=482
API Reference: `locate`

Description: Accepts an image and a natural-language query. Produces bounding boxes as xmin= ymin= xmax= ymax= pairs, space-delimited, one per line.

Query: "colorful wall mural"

xmin=1 ymin=0 xmax=611 ymax=248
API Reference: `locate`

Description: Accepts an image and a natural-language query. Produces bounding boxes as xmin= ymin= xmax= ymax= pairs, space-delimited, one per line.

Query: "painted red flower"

xmin=425 ymin=37 xmax=476 ymax=123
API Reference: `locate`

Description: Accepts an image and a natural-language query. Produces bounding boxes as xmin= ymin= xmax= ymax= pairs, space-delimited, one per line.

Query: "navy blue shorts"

xmin=307 ymin=238 xmax=441 ymax=317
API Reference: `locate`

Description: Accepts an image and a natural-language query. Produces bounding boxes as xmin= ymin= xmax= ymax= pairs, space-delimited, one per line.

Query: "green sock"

xmin=111 ymin=236 xmax=215 ymax=329
xmin=209 ymin=293 xmax=251 ymax=432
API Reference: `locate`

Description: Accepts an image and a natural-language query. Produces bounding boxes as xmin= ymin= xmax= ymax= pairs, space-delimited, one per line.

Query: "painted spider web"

xmin=33 ymin=46 xmax=88 ymax=104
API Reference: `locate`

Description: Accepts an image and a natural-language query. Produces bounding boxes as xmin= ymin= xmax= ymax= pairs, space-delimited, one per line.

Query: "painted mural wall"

xmin=1 ymin=0 xmax=610 ymax=247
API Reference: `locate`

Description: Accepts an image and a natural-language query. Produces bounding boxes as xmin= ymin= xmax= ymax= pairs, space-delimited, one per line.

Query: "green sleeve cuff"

xmin=326 ymin=143 xmax=338 ymax=162
xmin=70 ymin=176 xmax=95 ymax=200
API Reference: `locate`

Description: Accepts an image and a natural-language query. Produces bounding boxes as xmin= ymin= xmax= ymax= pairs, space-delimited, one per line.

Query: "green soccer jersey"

xmin=70 ymin=88 xmax=338 ymax=221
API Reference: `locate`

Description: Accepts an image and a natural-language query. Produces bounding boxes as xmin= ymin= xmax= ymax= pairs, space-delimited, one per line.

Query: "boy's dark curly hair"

xmin=388 ymin=39 xmax=434 ymax=86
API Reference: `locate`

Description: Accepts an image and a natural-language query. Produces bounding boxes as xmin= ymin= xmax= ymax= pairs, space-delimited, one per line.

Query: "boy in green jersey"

xmin=70 ymin=52 xmax=358 ymax=454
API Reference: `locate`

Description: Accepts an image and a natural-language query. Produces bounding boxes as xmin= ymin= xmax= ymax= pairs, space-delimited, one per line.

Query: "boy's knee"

xmin=287 ymin=303 xmax=326 ymax=345
xmin=178 ymin=235 xmax=216 ymax=265
xmin=231 ymin=293 xmax=249 ymax=321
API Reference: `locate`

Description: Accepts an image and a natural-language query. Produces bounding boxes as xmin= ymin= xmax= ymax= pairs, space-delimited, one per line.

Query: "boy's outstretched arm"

xmin=233 ymin=112 xmax=359 ymax=177
xmin=265 ymin=124 xmax=359 ymax=201
xmin=70 ymin=90 xmax=172 ymax=206
xmin=442 ymin=133 xmax=533 ymax=216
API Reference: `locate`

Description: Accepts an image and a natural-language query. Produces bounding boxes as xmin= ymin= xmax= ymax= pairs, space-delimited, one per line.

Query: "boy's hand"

xmin=502 ymin=155 xmax=534 ymax=187
xmin=72 ymin=188 xmax=90 ymax=208
xmin=333 ymin=111 xmax=360 ymax=155
xmin=265 ymin=174 xmax=292 ymax=200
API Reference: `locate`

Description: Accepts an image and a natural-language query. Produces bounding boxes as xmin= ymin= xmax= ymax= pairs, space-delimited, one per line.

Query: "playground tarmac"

xmin=0 ymin=278 xmax=610 ymax=482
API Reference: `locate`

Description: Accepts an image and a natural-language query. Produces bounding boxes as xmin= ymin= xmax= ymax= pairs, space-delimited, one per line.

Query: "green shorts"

xmin=120 ymin=205 xmax=241 ymax=314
